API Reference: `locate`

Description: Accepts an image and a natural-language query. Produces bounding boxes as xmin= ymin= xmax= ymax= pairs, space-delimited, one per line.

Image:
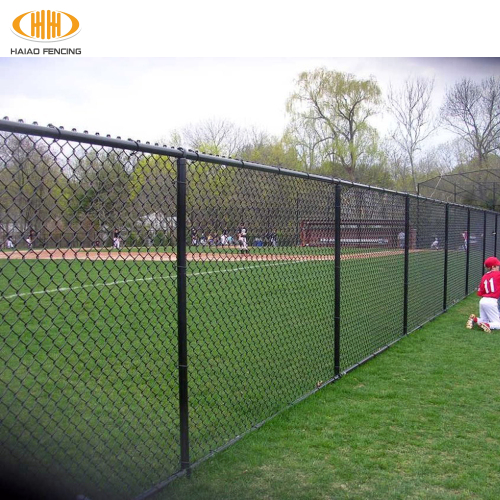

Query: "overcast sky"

xmin=1 ymin=57 xmax=500 ymax=147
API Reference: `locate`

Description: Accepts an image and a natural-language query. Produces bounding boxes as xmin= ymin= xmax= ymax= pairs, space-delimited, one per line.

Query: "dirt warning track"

xmin=0 ymin=248 xmax=425 ymax=262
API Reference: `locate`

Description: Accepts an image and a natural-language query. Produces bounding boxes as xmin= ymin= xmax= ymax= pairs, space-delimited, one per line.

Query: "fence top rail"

xmin=0 ymin=118 xmax=497 ymax=214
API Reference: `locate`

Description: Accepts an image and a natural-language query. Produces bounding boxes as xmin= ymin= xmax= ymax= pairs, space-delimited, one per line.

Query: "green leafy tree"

xmin=69 ymin=149 xmax=132 ymax=245
xmin=238 ymin=131 xmax=301 ymax=170
xmin=286 ymin=68 xmax=382 ymax=182
xmin=283 ymin=115 xmax=331 ymax=172
xmin=128 ymin=154 xmax=177 ymax=246
xmin=0 ymin=133 xmax=67 ymax=244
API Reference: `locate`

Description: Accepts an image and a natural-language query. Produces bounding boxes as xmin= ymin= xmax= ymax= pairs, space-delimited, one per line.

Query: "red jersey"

xmin=477 ymin=270 xmax=500 ymax=298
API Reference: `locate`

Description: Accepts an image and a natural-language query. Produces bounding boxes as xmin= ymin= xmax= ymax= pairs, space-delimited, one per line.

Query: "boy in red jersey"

xmin=466 ymin=256 xmax=500 ymax=333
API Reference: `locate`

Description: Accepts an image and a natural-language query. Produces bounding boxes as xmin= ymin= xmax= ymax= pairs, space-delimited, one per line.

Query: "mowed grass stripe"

xmin=1 ymin=258 xmax=334 ymax=498
xmin=1 ymin=258 xmax=315 ymax=302
xmin=186 ymin=257 xmax=336 ymax=464
xmin=160 ymin=292 xmax=500 ymax=500
xmin=0 ymin=251 xmax=474 ymax=499
xmin=1 ymin=258 xmax=179 ymax=498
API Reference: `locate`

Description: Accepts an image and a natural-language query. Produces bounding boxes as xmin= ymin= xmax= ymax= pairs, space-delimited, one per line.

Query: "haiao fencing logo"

xmin=12 ymin=10 xmax=80 ymax=42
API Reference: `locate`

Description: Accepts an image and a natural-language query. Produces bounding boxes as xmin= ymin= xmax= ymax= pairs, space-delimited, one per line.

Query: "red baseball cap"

xmin=484 ymin=257 xmax=500 ymax=268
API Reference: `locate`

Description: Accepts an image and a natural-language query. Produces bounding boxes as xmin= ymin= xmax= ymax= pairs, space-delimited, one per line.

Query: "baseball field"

xmin=0 ymin=247 xmax=475 ymax=499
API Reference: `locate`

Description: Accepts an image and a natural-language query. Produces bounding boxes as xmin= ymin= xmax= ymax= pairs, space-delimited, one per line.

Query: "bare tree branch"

xmin=387 ymin=76 xmax=436 ymax=192
xmin=440 ymin=77 xmax=500 ymax=166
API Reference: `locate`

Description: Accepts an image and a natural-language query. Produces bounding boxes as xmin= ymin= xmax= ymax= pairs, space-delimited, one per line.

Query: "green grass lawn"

xmin=1 ymin=259 xmax=181 ymax=499
xmin=0 ymin=249 xmax=484 ymax=499
xmin=160 ymin=292 xmax=500 ymax=500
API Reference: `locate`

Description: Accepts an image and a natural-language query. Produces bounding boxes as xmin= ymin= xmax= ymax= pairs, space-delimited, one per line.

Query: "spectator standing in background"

xmin=237 ymin=223 xmax=248 ymax=254
xmin=398 ymin=231 xmax=405 ymax=249
xmin=113 ymin=228 xmax=121 ymax=249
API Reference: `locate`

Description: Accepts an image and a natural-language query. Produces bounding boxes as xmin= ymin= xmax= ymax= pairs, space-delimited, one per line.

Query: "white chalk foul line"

xmin=1 ymin=259 xmax=306 ymax=302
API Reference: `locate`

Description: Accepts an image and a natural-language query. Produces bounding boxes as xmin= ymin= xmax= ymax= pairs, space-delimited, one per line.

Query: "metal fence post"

xmin=443 ymin=204 xmax=449 ymax=311
xmin=403 ymin=194 xmax=410 ymax=336
xmin=495 ymin=214 xmax=498 ymax=257
xmin=483 ymin=211 xmax=487 ymax=266
xmin=465 ymin=209 xmax=471 ymax=295
xmin=296 ymin=194 xmax=300 ymax=246
xmin=176 ymin=156 xmax=190 ymax=473
xmin=334 ymin=183 xmax=341 ymax=377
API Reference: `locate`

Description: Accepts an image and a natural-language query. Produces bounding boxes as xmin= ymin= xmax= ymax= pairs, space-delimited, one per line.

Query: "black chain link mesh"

xmin=447 ymin=205 xmax=468 ymax=306
xmin=497 ymin=217 xmax=500 ymax=256
xmin=469 ymin=210 xmax=486 ymax=294
xmin=339 ymin=187 xmax=406 ymax=371
xmin=485 ymin=212 xmax=496 ymax=259
xmin=1 ymin=121 xmax=499 ymax=499
xmin=185 ymin=162 xmax=336 ymax=463
xmin=407 ymin=198 xmax=446 ymax=331
xmin=1 ymin=130 xmax=179 ymax=499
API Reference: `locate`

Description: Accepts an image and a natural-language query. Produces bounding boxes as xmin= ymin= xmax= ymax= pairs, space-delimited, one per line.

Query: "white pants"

xmin=478 ymin=297 xmax=500 ymax=329
xmin=239 ymin=236 xmax=247 ymax=250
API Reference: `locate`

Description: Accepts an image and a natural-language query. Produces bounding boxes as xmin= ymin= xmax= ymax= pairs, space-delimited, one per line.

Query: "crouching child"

xmin=466 ymin=256 xmax=500 ymax=333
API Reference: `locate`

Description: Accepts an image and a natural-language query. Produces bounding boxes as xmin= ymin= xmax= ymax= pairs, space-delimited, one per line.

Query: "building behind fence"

xmin=0 ymin=119 xmax=498 ymax=500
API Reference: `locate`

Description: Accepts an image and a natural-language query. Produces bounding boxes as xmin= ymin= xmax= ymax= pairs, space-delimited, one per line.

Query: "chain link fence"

xmin=1 ymin=119 xmax=498 ymax=499
xmin=417 ymin=168 xmax=500 ymax=211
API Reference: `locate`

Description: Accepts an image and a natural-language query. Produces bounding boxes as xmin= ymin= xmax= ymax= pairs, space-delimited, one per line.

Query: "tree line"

xmin=1 ymin=69 xmax=499 ymax=247
xmin=171 ymin=70 xmax=500 ymax=195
